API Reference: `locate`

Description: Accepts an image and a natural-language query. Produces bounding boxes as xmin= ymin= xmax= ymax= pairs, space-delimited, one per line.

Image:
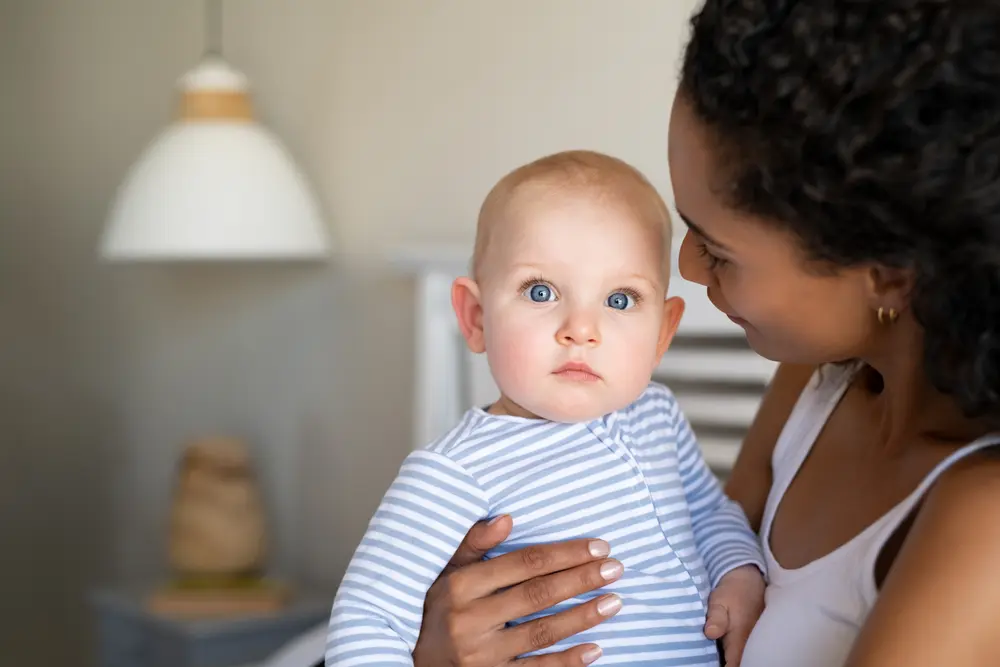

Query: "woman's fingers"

xmin=449 ymin=538 xmax=611 ymax=604
xmin=446 ymin=515 xmax=514 ymax=571
xmin=500 ymin=593 xmax=623 ymax=662
xmin=488 ymin=558 xmax=623 ymax=622
xmin=513 ymin=642 xmax=605 ymax=667
xmin=437 ymin=556 xmax=622 ymax=664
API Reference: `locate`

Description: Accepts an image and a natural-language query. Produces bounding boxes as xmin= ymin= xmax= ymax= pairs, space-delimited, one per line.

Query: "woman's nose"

xmin=678 ymin=230 xmax=711 ymax=287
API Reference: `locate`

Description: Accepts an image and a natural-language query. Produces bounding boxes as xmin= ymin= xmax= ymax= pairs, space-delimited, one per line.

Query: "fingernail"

xmin=487 ymin=514 xmax=506 ymax=526
xmin=600 ymin=560 xmax=623 ymax=581
xmin=588 ymin=540 xmax=610 ymax=558
xmin=581 ymin=645 xmax=603 ymax=665
xmin=596 ymin=594 xmax=622 ymax=617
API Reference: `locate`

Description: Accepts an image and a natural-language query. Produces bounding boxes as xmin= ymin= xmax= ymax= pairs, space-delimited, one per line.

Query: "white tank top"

xmin=740 ymin=367 xmax=1000 ymax=667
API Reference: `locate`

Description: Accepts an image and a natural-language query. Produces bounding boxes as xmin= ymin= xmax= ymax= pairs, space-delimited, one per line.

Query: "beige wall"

xmin=0 ymin=1 xmax=698 ymax=664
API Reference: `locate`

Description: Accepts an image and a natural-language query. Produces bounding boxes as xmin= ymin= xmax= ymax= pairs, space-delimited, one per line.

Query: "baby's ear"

xmin=656 ymin=296 xmax=685 ymax=360
xmin=452 ymin=277 xmax=486 ymax=353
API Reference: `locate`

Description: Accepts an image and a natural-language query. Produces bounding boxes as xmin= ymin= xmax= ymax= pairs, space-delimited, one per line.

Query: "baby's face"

xmin=477 ymin=190 xmax=679 ymax=422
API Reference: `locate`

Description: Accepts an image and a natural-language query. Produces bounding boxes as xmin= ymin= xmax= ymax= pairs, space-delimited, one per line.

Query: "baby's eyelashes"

xmin=607 ymin=289 xmax=641 ymax=310
xmin=515 ymin=281 xmax=645 ymax=310
xmin=522 ymin=281 xmax=557 ymax=303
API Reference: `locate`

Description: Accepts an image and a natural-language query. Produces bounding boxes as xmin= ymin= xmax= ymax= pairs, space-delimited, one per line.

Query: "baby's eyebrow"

xmin=616 ymin=273 xmax=659 ymax=291
xmin=509 ymin=262 xmax=547 ymax=273
xmin=506 ymin=265 xmax=661 ymax=291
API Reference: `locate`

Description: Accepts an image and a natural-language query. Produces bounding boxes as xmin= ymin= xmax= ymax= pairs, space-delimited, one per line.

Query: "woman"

xmin=411 ymin=2 xmax=1000 ymax=666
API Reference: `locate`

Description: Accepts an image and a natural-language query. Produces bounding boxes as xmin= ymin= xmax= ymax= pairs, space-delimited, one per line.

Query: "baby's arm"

xmin=326 ymin=449 xmax=490 ymax=666
xmin=647 ymin=385 xmax=766 ymax=665
xmin=665 ymin=390 xmax=766 ymax=586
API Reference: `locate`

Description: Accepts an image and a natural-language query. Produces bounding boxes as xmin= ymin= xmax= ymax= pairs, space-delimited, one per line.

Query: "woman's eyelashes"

xmin=696 ymin=239 xmax=729 ymax=270
xmin=519 ymin=279 xmax=643 ymax=309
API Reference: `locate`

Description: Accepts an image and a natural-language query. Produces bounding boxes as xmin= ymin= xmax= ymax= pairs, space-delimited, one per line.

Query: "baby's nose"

xmin=556 ymin=313 xmax=601 ymax=346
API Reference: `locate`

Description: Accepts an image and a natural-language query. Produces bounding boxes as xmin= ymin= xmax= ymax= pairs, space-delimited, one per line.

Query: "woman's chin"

xmin=743 ymin=329 xmax=833 ymax=367
xmin=741 ymin=327 xmax=785 ymax=363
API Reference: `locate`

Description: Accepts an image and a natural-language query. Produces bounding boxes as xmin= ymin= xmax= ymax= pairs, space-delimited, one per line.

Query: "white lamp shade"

xmin=100 ymin=57 xmax=329 ymax=261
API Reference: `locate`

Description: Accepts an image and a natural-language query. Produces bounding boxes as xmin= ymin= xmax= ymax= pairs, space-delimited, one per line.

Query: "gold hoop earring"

xmin=877 ymin=307 xmax=899 ymax=325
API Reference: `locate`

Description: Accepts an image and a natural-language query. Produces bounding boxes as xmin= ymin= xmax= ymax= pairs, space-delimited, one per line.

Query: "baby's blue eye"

xmin=607 ymin=292 xmax=635 ymax=310
xmin=525 ymin=283 xmax=555 ymax=302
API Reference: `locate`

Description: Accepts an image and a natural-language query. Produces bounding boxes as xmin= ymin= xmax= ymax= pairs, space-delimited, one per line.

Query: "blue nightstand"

xmin=89 ymin=588 xmax=332 ymax=667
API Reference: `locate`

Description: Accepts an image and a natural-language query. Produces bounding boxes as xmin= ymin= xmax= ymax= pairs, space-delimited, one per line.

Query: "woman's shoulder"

xmin=923 ymin=444 xmax=1000 ymax=536
xmin=845 ymin=446 xmax=1000 ymax=665
xmin=911 ymin=439 xmax=1000 ymax=543
xmin=911 ymin=444 xmax=1000 ymax=569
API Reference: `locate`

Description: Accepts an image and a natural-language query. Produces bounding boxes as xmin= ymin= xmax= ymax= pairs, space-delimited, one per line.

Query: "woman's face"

xmin=668 ymin=95 xmax=878 ymax=365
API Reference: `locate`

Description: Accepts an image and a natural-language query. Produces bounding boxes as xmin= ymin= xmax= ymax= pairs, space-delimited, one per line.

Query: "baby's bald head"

xmin=471 ymin=150 xmax=673 ymax=283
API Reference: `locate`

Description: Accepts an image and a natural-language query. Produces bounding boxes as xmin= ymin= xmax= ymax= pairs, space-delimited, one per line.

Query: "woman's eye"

xmin=525 ymin=283 xmax=556 ymax=302
xmin=697 ymin=241 xmax=728 ymax=270
xmin=607 ymin=291 xmax=636 ymax=310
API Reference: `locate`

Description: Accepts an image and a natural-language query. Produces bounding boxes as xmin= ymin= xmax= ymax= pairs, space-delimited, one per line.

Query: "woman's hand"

xmin=412 ymin=515 xmax=625 ymax=667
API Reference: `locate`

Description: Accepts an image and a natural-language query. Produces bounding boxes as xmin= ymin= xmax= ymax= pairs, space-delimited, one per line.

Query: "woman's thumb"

xmin=449 ymin=514 xmax=512 ymax=567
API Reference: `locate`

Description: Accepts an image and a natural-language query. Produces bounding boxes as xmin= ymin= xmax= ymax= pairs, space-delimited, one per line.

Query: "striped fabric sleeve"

xmin=670 ymin=394 xmax=767 ymax=588
xmin=326 ymin=449 xmax=491 ymax=667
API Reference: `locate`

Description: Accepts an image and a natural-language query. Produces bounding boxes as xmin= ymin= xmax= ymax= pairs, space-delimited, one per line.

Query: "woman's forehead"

xmin=669 ymin=110 xmax=811 ymax=267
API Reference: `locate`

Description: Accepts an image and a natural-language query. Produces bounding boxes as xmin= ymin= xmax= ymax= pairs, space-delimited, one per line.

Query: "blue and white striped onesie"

xmin=327 ymin=382 xmax=765 ymax=666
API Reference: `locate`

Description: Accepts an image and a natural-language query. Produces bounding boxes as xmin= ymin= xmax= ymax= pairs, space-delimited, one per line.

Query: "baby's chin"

xmin=517 ymin=393 xmax=635 ymax=424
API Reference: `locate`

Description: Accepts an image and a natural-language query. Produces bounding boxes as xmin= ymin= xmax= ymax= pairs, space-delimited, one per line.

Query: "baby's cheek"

xmin=609 ymin=328 xmax=662 ymax=394
xmin=484 ymin=322 xmax=545 ymax=396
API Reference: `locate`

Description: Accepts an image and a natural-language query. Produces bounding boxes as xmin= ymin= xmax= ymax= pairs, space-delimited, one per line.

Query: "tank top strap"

xmin=858 ymin=433 xmax=1000 ymax=605
xmin=769 ymin=365 xmax=855 ymax=490
xmin=759 ymin=365 xmax=854 ymax=560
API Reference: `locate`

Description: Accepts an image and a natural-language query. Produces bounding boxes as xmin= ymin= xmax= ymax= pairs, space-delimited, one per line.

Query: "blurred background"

xmin=0 ymin=1 xmax=775 ymax=665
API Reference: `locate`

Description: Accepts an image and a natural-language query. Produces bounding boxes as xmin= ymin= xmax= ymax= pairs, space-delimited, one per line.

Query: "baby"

xmin=326 ymin=150 xmax=765 ymax=665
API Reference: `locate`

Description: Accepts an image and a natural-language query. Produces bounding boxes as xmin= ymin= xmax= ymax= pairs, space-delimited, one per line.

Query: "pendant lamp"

xmin=100 ymin=1 xmax=329 ymax=261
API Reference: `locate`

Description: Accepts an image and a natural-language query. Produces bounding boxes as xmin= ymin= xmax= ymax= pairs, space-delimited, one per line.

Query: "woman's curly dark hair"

xmin=680 ymin=0 xmax=1000 ymax=422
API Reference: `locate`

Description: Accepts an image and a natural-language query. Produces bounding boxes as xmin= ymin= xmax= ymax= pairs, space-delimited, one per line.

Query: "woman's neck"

xmin=862 ymin=324 xmax=987 ymax=453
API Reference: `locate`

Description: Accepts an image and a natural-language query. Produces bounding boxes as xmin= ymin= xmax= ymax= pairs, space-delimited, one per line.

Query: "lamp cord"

xmin=205 ymin=0 xmax=223 ymax=56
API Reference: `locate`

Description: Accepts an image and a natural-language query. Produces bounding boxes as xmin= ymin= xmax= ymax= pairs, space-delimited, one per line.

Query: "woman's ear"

xmin=867 ymin=264 xmax=915 ymax=314
xmin=452 ymin=277 xmax=486 ymax=353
